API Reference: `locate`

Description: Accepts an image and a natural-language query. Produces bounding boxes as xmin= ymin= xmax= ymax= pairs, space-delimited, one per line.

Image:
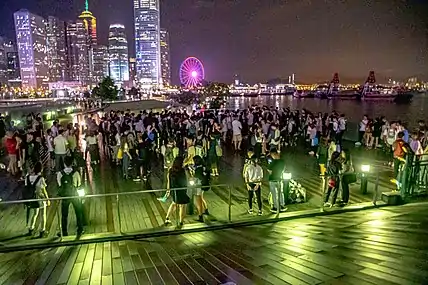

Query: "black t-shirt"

xmin=268 ymin=158 xmax=285 ymax=181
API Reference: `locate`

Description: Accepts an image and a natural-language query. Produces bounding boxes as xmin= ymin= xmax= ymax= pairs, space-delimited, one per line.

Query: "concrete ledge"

xmin=0 ymin=200 xmax=399 ymax=253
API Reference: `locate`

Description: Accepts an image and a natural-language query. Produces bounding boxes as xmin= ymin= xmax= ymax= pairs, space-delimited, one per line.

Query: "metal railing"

xmin=0 ymin=174 xmax=385 ymax=248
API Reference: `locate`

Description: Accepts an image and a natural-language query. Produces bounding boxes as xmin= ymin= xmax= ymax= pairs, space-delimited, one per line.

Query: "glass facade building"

xmin=108 ymin=24 xmax=129 ymax=84
xmin=93 ymin=45 xmax=109 ymax=83
xmin=46 ymin=16 xmax=67 ymax=82
xmin=160 ymin=29 xmax=171 ymax=86
xmin=66 ymin=20 xmax=90 ymax=85
xmin=14 ymin=10 xmax=49 ymax=89
xmin=134 ymin=0 xmax=160 ymax=86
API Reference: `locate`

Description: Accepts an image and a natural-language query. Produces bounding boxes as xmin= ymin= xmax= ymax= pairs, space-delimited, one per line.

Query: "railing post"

xmin=321 ymin=176 xmax=327 ymax=212
xmin=372 ymin=171 xmax=380 ymax=205
xmin=116 ymin=194 xmax=122 ymax=233
xmin=57 ymin=200 xmax=63 ymax=239
xmin=228 ymin=185 xmax=232 ymax=222
xmin=276 ymin=181 xmax=280 ymax=215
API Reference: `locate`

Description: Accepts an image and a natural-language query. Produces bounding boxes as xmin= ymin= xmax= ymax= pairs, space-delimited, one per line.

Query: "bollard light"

xmin=361 ymin=164 xmax=371 ymax=173
xmin=77 ymin=188 xmax=86 ymax=197
xmin=282 ymin=172 xmax=292 ymax=180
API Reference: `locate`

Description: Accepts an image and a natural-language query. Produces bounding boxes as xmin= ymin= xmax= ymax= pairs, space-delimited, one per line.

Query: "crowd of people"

xmin=0 ymin=104 xmax=426 ymax=236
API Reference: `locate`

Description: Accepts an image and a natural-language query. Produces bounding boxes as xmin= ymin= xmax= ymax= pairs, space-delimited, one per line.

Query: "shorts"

xmin=233 ymin=134 xmax=242 ymax=142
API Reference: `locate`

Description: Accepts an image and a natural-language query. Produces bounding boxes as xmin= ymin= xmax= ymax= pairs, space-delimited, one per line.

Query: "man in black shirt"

xmin=267 ymin=149 xmax=287 ymax=213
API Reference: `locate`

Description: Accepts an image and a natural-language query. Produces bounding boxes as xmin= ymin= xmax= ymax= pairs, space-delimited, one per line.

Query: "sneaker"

xmin=26 ymin=229 xmax=33 ymax=237
xmin=204 ymin=209 xmax=210 ymax=215
xmin=248 ymin=209 xmax=253 ymax=214
xmin=39 ymin=230 xmax=47 ymax=238
xmin=157 ymin=196 xmax=168 ymax=203
xmin=323 ymin=202 xmax=331 ymax=207
xmin=196 ymin=215 xmax=204 ymax=223
xmin=164 ymin=218 xmax=171 ymax=225
xmin=270 ymin=207 xmax=278 ymax=213
xmin=280 ymin=206 xmax=288 ymax=212
xmin=258 ymin=210 xmax=263 ymax=216
xmin=133 ymin=178 xmax=141 ymax=182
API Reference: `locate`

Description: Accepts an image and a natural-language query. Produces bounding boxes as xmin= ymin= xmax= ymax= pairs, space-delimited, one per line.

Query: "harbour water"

xmin=226 ymin=93 xmax=428 ymax=126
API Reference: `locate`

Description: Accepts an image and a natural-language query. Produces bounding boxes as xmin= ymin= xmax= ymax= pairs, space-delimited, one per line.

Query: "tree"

xmin=203 ymin=82 xmax=230 ymax=97
xmin=92 ymin=76 xmax=118 ymax=101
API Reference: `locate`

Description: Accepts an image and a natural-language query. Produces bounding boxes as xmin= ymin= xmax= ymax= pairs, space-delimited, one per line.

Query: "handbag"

xmin=117 ymin=148 xmax=123 ymax=160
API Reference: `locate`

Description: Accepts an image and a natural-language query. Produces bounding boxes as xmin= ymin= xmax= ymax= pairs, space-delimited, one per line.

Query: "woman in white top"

xmin=25 ymin=161 xmax=50 ymax=238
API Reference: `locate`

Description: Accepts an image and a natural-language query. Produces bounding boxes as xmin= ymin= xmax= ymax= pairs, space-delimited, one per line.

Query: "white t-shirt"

xmin=232 ymin=120 xmax=242 ymax=135
xmin=54 ymin=135 xmax=68 ymax=155
xmin=46 ymin=134 xmax=54 ymax=152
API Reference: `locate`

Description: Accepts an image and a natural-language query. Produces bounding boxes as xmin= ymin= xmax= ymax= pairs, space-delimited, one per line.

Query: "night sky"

xmin=0 ymin=0 xmax=427 ymax=84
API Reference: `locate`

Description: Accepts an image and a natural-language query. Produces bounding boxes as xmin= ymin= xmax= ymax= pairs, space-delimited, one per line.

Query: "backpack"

xmin=23 ymin=175 xmax=41 ymax=208
xmin=164 ymin=146 xmax=175 ymax=168
xmin=59 ymin=170 xmax=76 ymax=197
xmin=188 ymin=123 xmax=196 ymax=136
xmin=195 ymin=145 xmax=204 ymax=157
xmin=196 ymin=166 xmax=210 ymax=191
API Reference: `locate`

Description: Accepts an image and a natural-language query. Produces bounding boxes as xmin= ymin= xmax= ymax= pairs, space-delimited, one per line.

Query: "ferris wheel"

xmin=179 ymin=57 xmax=205 ymax=87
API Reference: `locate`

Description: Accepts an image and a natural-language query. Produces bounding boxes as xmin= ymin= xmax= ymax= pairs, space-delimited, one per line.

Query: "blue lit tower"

xmin=14 ymin=9 xmax=49 ymax=89
xmin=108 ymin=24 xmax=129 ymax=84
xmin=134 ymin=0 xmax=161 ymax=87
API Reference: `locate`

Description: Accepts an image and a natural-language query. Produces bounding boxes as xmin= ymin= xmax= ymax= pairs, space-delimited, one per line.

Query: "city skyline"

xmin=1 ymin=0 xmax=427 ymax=85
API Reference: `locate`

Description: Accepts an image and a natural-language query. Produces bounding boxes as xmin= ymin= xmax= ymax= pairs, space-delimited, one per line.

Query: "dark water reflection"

xmin=226 ymin=93 xmax=428 ymax=126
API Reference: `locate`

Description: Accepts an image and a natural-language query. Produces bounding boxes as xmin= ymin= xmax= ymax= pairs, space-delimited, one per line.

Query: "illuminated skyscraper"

xmin=160 ymin=29 xmax=171 ymax=86
xmin=46 ymin=16 xmax=67 ymax=82
xmin=108 ymin=24 xmax=129 ymax=84
xmin=14 ymin=9 xmax=49 ymax=89
xmin=78 ymin=0 xmax=97 ymax=46
xmin=134 ymin=0 xmax=161 ymax=86
xmin=0 ymin=37 xmax=7 ymax=84
xmin=66 ymin=20 xmax=90 ymax=85
xmin=93 ymin=45 xmax=109 ymax=83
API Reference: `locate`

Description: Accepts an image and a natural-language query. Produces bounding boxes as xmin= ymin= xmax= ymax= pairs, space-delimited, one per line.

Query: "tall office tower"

xmin=159 ymin=29 xmax=171 ymax=86
xmin=78 ymin=0 xmax=97 ymax=46
xmin=4 ymin=41 xmax=20 ymax=81
xmin=134 ymin=0 xmax=161 ymax=86
xmin=46 ymin=16 xmax=67 ymax=82
xmin=14 ymin=9 xmax=49 ymax=89
xmin=0 ymin=37 xmax=7 ymax=85
xmin=66 ymin=20 xmax=90 ymax=85
xmin=92 ymin=45 xmax=109 ymax=83
xmin=129 ymin=57 xmax=136 ymax=83
xmin=108 ymin=24 xmax=129 ymax=84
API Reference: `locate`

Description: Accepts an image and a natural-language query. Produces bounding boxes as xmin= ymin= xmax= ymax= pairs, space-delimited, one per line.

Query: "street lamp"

xmin=361 ymin=164 xmax=370 ymax=194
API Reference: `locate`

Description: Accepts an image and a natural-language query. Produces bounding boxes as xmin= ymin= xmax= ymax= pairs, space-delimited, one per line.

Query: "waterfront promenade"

xmin=0 ymin=143 xmax=396 ymax=250
xmin=0 ymin=201 xmax=427 ymax=284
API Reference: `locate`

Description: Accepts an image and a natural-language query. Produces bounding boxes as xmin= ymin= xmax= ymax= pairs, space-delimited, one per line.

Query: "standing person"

xmin=339 ymin=149 xmax=355 ymax=205
xmin=324 ymin=151 xmax=342 ymax=207
xmin=119 ymin=136 xmax=132 ymax=179
xmin=85 ymin=131 xmax=100 ymax=165
xmin=316 ymin=137 xmax=329 ymax=177
xmin=16 ymin=135 xmax=27 ymax=179
xmin=24 ymin=161 xmax=50 ymax=238
xmin=46 ymin=129 xmax=55 ymax=170
xmin=207 ymin=132 xmax=220 ymax=176
xmin=57 ymin=156 xmax=84 ymax=237
xmin=392 ymin=132 xmax=409 ymax=182
xmin=358 ymin=115 xmax=368 ymax=145
xmin=164 ymin=157 xmax=190 ymax=227
xmin=54 ymin=129 xmax=68 ymax=172
xmin=193 ymin=155 xmax=210 ymax=222
xmin=243 ymin=156 xmax=264 ymax=215
xmin=67 ymin=129 xmax=77 ymax=162
xmin=161 ymin=138 xmax=179 ymax=170
xmin=267 ymin=148 xmax=287 ymax=213
xmin=5 ymin=131 xmax=18 ymax=176
xmin=231 ymin=116 xmax=242 ymax=151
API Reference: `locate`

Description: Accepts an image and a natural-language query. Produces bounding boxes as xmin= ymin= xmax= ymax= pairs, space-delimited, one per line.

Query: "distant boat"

xmin=361 ymin=71 xmax=412 ymax=103
xmin=293 ymin=90 xmax=314 ymax=99
xmin=324 ymin=73 xmax=359 ymax=100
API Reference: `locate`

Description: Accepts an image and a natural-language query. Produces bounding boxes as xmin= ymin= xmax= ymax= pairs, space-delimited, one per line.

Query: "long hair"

xmin=170 ymin=156 xmax=184 ymax=175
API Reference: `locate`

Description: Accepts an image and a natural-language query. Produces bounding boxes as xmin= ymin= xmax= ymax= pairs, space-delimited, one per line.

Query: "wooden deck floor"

xmin=0 ymin=145 xmax=396 ymax=247
xmin=0 ymin=202 xmax=427 ymax=284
